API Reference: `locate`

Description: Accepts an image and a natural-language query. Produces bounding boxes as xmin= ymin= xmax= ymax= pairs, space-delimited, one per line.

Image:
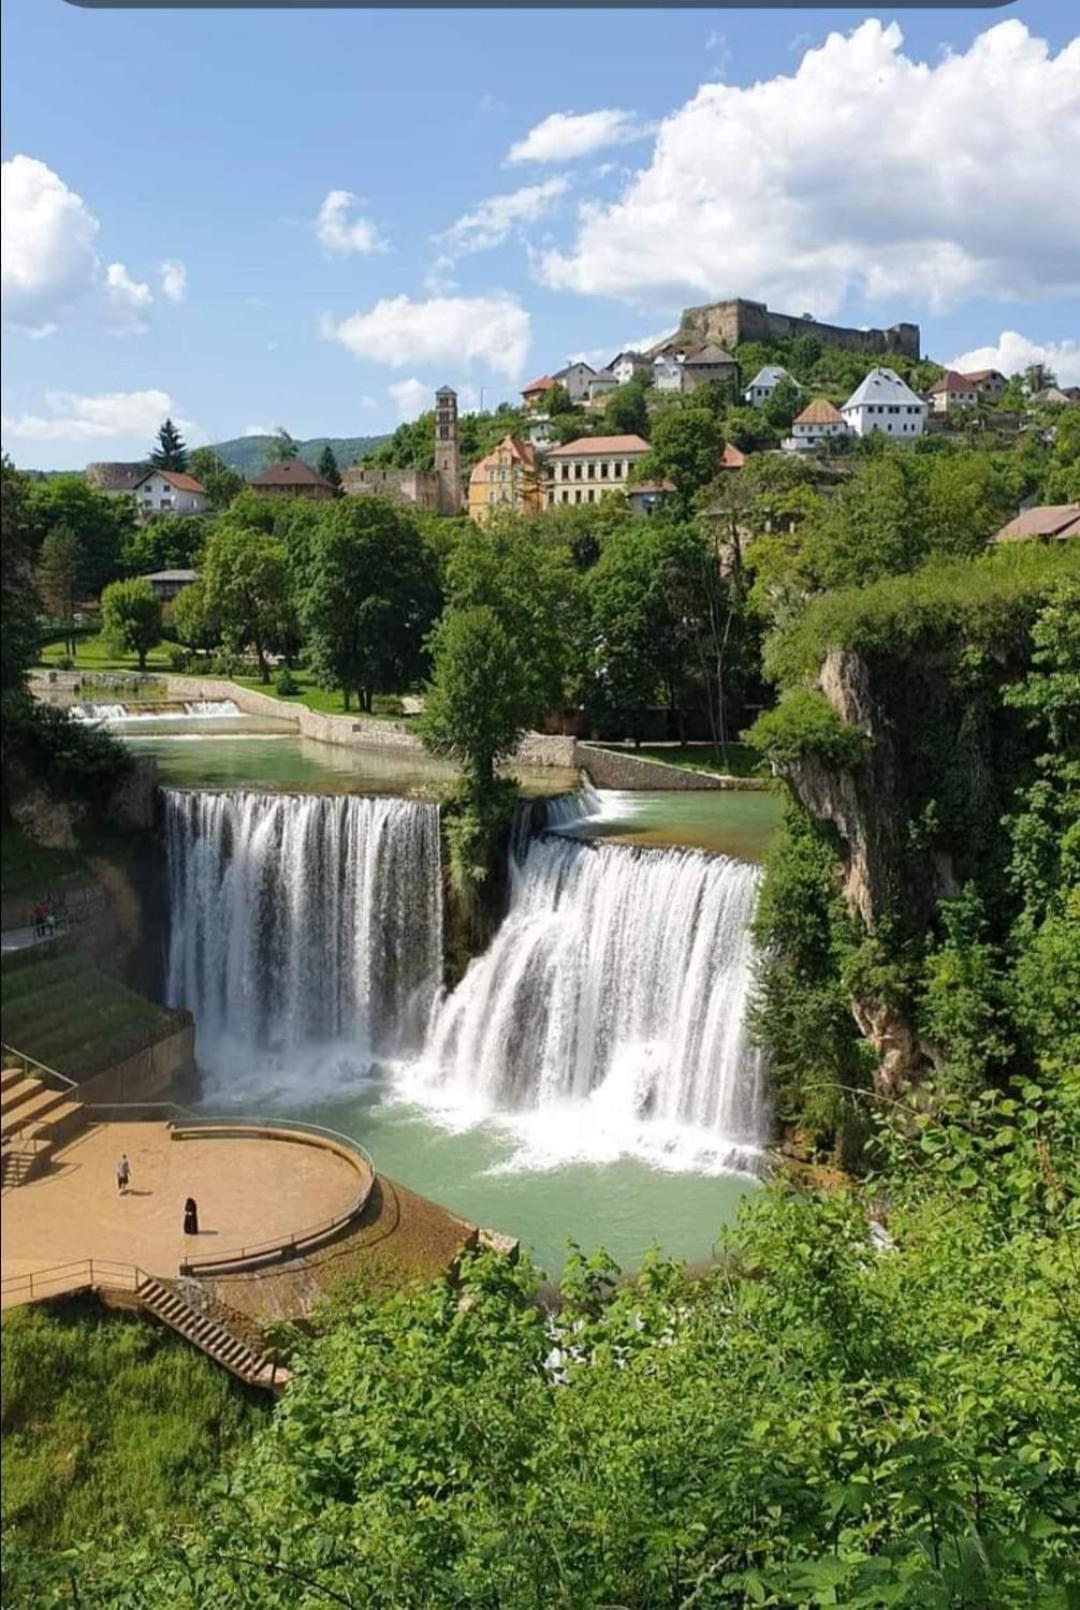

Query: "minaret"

xmin=434 ymin=385 xmax=462 ymax=513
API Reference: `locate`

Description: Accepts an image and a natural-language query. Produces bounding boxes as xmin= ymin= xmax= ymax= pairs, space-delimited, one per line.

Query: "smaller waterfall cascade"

xmin=71 ymin=699 xmax=239 ymax=724
xmin=164 ymin=789 xmax=443 ymax=1081
xmin=415 ymin=826 xmax=769 ymax=1171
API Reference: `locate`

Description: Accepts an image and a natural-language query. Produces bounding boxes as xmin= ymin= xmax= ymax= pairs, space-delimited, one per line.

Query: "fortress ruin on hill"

xmin=653 ymin=298 xmax=920 ymax=362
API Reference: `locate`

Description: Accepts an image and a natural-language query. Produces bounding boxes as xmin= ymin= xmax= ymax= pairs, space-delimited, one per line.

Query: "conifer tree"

xmin=150 ymin=418 xmax=188 ymax=471
xmin=318 ymin=444 xmax=342 ymax=491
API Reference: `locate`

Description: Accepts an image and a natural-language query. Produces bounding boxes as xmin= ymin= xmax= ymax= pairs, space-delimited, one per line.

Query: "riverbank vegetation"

xmin=5 ymin=1073 xmax=1076 ymax=1607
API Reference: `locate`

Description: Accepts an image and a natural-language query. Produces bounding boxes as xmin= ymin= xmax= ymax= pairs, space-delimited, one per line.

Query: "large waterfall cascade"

xmin=164 ymin=789 xmax=443 ymax=1074
xmin=163 ymin=784 xmax=768 ymax=1171
xmin=414 ymin=820 xmax=769 ymax=1169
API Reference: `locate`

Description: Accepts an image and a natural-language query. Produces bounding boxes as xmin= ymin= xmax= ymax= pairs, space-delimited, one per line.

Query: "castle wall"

xmin=679 ymin=298 xmax=920 ymax=361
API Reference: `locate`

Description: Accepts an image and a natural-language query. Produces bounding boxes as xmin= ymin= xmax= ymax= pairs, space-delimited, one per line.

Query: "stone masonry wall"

xmin=78 ymin=1016 xmax=195 ymax=1104
xmin=678 ymin=298 xmax=920 ymax=361
xmin=577 ymin=745 xmax=766 ymax=792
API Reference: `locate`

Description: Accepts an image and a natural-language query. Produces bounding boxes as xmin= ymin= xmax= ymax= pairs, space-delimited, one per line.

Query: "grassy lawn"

xmin=2 ymin=1297 xmax=266 ymax=1551
xmin=38 ymin=634 xmax=175 ymax=674
xmin=1 ymin=826 xmax=93 ymax=906
xmin=1 ymin=944 xmax=174 ymax=1075
xmin=37 ymin=636 xmax=417 ymax=723
xmin=588 ymin=741 xmax=764 ymax=779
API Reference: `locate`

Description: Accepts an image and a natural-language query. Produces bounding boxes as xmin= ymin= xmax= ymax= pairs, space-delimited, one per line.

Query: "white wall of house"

xmin=612 ymin=355 xmax=648 ymax=385
xmin=653 ymin=354 xmax=684 ymax=393
xmin=785 ymin=420 xmax=850 ymax=450
xmin=555 ymin=363 xmax=596 ymax=404
xmin=137 ymin=473 xmax=207 ymax=516
xmin=841 ymin=401 xmax=926 ymax=439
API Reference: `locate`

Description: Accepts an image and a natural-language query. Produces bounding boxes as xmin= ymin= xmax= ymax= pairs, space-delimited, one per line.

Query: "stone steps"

xmin=0 ymin=1074 xmax=47 ymax=1117
xmin=135 ymin=1274 xmax=286 ymax=1390
xmin=0 ymin=1069 xmax=89 ymax=1182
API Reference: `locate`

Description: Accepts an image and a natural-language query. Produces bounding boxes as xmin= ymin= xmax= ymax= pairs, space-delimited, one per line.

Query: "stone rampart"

xmin=676 ymin=298 xmax=920 ymax=361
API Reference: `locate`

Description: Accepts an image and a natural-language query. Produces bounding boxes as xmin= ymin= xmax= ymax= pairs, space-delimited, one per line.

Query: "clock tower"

xmin=434 ymin=385 xmax=462 ymax=513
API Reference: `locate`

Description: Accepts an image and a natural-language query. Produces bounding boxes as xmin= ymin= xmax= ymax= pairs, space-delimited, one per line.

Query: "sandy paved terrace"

xmin=2 ymin=1121 xmax=363 ymax=1293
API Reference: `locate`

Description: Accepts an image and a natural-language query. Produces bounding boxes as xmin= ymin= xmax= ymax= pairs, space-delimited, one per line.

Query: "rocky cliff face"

xmin=775 ymin=648 xmax=941 ymax=1095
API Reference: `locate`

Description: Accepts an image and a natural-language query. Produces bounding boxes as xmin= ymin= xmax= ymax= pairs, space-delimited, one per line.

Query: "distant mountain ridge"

xmin=209 ymin=434 xmax=388 ymax=477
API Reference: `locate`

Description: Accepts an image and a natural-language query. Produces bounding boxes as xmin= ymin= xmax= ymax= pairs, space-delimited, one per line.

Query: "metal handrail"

xmin=171 ymin=1117 xmax=375 ymax=1275
xmin=1 ymin=1044 xmax=78 ymax=1091
xmin=1 ymin=1258 xmax=143 ymax=1302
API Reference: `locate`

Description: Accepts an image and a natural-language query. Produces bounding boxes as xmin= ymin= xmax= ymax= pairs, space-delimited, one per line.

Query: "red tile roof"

xmin=718 ymin=443 xmax=747 ymax=469
xmin=135 ymin=468 xmax=206 ymax=493
xmin=927 ymin=370 xmax=978 ymax=395
xmin=992 ymin=504 xmax=1080 ymax=542
xmin=471 ymin=436 xmax=539 ymax=477
xmin=547 ymin=434 xmax=651 ymax=457
xmin=250 ymin=457 xmax=333 ymax=488
xmin=521 ymin=375 xmax=557 ymax=394
xmin=793 ymin=398 xmax=844 ymax=426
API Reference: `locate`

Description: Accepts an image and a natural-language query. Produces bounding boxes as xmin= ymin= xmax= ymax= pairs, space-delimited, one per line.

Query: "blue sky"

xmin=2 ymin=0 xmax=1078 ymax=468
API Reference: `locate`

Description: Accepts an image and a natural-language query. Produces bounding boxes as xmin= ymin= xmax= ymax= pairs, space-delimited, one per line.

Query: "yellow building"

xmin=468 ymin=435 xmax=543 ymax=524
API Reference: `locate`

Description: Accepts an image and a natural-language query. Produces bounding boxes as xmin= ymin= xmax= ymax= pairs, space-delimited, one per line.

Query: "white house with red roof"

xmin=785 ymin=398 xmax=850 ymax=450
xmin=926 ymin=371 xmax=979 ymax=416
xmin=133 ymin=468 xmax=208 ymax=518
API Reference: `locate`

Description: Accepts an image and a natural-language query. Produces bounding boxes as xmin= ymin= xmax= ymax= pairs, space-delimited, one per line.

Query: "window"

xmin=600 ymin=461 xmax=609 ymax=479
xmin=574 ymin=463 xmax=583 ymax=480
xmin=575 ymin=490 xmax=582 ymax=504
xmin=587 ymin=462 xmax=595 ymax=479
xmin=613 ymin=461 xmax=622 ymax=479
xmin=587 ymin=490 xmax=595 ymax=503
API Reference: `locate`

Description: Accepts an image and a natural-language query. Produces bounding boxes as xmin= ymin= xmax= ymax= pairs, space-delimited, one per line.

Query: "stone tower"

xmin=434 ymin=385 xmax=462 ymax=513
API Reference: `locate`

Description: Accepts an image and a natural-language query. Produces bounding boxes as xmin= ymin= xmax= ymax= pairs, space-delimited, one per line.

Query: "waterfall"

xmin=69 ymin=702 xmax=128 ymax=722
xmin=164 ymin=789 xmax=443 ymax=1093
xmin=410 ymin=831 xmax=769 ymax=1173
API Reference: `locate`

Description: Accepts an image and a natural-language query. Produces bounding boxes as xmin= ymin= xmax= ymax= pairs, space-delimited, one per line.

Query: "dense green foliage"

xmin=1 ymin=942 xmax=171 ymax=1072
xmin=2 ymin=1299 xmax=265 ymax=1558
xmin=293 ymin=496 xmax=439 ymax=712
xmin=201 ymin=521 xmax=291 ymax=683
xmin=100 ymin=578 xmax=163 ymax=671
xmin=9 ymin=1078 xmax=1077 ymax=1608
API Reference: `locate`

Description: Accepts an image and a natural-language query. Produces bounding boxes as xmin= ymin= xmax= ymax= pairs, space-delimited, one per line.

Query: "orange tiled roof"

xmin=793 ymin=398 xmax=844 ymax=426
xmin=547 ymin=434 xmax=651 ymax=457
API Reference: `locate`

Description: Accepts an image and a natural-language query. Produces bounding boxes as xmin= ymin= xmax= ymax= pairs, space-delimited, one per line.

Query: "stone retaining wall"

xmin=577 ymin=745 xmax=767 ymax=792
xmin=78 ymin=1016 xmax=195 ymax=1104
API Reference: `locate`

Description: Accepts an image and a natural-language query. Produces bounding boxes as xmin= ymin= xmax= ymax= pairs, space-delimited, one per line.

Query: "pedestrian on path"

xmin=183 ymin=1197 xmax=199 ymax=1235
xmin=116 ymin=1154 xmax=131 ymax=1195
xmin=33 ymin=900 xmax=46 ymax=939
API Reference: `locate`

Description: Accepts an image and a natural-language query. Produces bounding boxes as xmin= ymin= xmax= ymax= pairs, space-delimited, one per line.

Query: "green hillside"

xmin=209 ymin=433 xmax=388 ymax=477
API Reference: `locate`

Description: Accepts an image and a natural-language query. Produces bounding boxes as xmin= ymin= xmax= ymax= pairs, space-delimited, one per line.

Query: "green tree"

xmin=419 ymin=605 xmax=537 ymax=788
xmin=121 ymin=514 xmax=207 ymax=577
xmin=150 ymin=418 xmax=187 ymax=471
xmin=264 ymin=429 xmax=299 ymax=465
xmin=201 ymin=522 xmax=290 ymax=683
xmin=635 ymin=406 xmax=723 ymax=515
xmin=26 ymin=475 xmax=134 ymax=595
xmin=186 ymin=448 xmax=244 ymax=512
xmin=99 ymin=578 xmax=163 ymax=671
xmin=317 ymin=444 xmax=342 ymax=492
xmin=1 ymin=455 xmax=39 ymax=699
xmin=763 ymin=375 xmax=803 ymax=433
xmin=171 ymin=580 xmax=218 ymax=654
xmin=36 ymin=525 xmax=84 ymax=654
xmin=603 ymin=376 xmax=650 ymax=437
xmin=297 ymin=497 xmax=440 ymax=711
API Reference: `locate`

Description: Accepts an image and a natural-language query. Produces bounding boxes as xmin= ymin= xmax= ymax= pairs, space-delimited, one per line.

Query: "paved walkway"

xmin=1 ymin=1120 xmax=362 ymax=1296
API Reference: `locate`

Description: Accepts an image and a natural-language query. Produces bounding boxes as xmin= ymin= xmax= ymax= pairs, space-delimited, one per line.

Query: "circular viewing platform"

xmin=1 ymin=1117 xmax=372 ymax=1301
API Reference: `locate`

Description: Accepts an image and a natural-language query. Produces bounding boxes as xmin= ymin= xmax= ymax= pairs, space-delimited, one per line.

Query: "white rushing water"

xmin=163 ymin=788 xmax=443 ymax=1099
xmin=71 ymin=699 xmax=239 ymax=724
xmin=405 ymin=825 xmax=769 ymax=1175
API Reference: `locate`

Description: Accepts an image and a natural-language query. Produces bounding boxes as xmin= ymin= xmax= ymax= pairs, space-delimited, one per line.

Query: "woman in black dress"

xmin=183 ymin=1197 xmax=199 ymax=1235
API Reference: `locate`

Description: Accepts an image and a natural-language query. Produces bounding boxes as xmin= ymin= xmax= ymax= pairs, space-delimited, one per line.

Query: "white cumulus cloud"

xmin=315 ymin=190 xmax=387 ymax=255
xmin=507 ymin=109 xmax=649 ymax=165
xmin=1 ymin=155 xmax=99 ymax=335
xmin=322 ymin=293 xmax=531 ymax=381
xmin=1 ymin=389 xmax=204 ymax=446
xmin=160 ymin=260 xmax=187 ymax=302
xmin=948 ymin=330 xmax=1080 ymax=388
xmin=539 ymin=20 xmax=1080 ymax=314
xmin=388 ymin=378 xmax=432 ymax=419
xmin=104 ymin=262 xmax=153 ymax=335
xmin=434 ymin=176 xmax=570 ymax=264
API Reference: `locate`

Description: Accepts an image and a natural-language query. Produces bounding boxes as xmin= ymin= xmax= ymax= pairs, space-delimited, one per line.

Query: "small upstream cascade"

xmin=71 ymin=699 xmax=239 ymax=723
xmin=410 ymin=798 xmax=769 ymax=1173
xmin=163 ymin=789 xmax=443 ymax=1091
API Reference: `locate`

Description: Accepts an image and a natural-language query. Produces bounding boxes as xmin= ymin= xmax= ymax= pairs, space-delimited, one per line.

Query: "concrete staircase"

xmin=134 ymin=1273 xmax=288 ymax=1392
xmin=1 ymin=1063 xmax=89 ymax=1188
